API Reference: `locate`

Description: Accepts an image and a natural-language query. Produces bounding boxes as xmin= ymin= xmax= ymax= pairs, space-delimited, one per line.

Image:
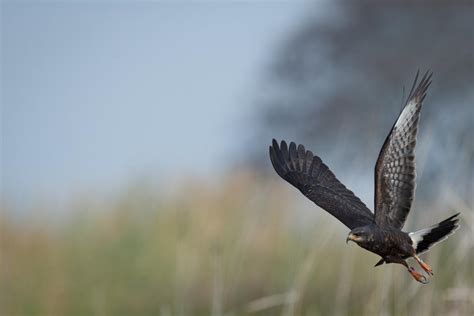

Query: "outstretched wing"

xmin=270 ymin=139 xmax=374 ymax=230
xmin=374 ymin=71 xmax=432 ymax=229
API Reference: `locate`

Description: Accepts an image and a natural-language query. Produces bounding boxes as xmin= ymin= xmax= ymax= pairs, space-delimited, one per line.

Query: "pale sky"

xmin=2 ymin=2 xmax=311 ymax=206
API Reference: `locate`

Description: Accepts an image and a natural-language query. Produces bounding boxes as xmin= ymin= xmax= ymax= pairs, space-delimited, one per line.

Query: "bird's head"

xmin=346 ymin=226 xmax=372 ymax=245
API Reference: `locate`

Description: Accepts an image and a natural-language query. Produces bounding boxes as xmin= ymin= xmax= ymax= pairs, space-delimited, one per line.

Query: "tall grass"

xmin=1 ymin=171 xmax=473 ymax=315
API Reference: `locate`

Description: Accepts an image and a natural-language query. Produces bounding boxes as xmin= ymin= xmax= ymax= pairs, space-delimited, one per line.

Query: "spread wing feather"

xmin=374 ymin=71 xmax=432 ymax=229
xmin=270 ymin=139 xmax=374 ymax=230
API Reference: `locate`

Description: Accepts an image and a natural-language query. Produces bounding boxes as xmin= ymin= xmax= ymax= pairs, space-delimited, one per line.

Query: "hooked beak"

xmin=346 ymin=233 xmax=355 ymax=244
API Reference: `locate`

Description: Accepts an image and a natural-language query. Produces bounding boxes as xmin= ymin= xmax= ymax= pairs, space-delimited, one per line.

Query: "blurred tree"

xmin=253 ymin=0 xmax=473 ymax=205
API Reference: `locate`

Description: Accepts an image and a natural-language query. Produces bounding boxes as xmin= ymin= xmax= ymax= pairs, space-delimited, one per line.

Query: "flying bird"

xmin=269 ymin=71 xmax=460 ymax=283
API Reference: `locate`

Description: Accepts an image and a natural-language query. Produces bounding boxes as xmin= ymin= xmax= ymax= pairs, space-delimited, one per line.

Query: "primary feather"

xmin=270 ymin=139 xmax=374 ymax=230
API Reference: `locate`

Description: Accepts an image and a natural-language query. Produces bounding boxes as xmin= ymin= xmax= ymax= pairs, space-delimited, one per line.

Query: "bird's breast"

xmin=359 ymin=229 xmax=412 ymax=258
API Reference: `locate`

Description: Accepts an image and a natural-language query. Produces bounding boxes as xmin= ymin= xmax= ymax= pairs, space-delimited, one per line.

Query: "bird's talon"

xmin=408 ymin=267 xmax=429 ymax=284
xmin=419 ymin=275 xmax=428 ymax=284
xmin=421 ymin=263 xmax=434 ymax=276
xmin=415 ymin=256 xmax=434 ymax=276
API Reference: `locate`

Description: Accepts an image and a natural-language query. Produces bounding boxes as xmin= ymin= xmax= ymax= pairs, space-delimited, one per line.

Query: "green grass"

xmin=1 ymin=172 xmax=473 ymax=315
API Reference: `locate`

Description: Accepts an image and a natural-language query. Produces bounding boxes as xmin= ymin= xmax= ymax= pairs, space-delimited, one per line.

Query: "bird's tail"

xmin=409 ymin=213 xmax=460 ymax=255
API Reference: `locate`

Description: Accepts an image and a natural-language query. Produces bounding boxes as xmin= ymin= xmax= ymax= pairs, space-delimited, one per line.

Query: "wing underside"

xmin=374 ymin=71 xmax=432 ymax=229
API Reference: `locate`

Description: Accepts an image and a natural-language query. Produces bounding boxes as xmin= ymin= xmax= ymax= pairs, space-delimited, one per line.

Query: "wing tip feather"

xmin=269 ymin=139 xmax=287 ymax=177
xmin=407 ymin=69 xmax=433 ymax=105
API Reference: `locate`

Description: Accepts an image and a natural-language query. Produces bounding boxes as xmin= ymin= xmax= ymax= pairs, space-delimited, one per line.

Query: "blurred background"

xmin=1 ymin=1 xmax=473 ymax=315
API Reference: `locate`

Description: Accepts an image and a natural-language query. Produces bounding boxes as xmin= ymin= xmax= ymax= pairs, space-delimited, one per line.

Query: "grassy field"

xmin=1 ymin=172 xmax=473 ymax=315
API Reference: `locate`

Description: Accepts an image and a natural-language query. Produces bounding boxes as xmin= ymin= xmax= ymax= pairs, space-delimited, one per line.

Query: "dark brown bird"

xmin=269 ymin=71 xmax=460 ymax=284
